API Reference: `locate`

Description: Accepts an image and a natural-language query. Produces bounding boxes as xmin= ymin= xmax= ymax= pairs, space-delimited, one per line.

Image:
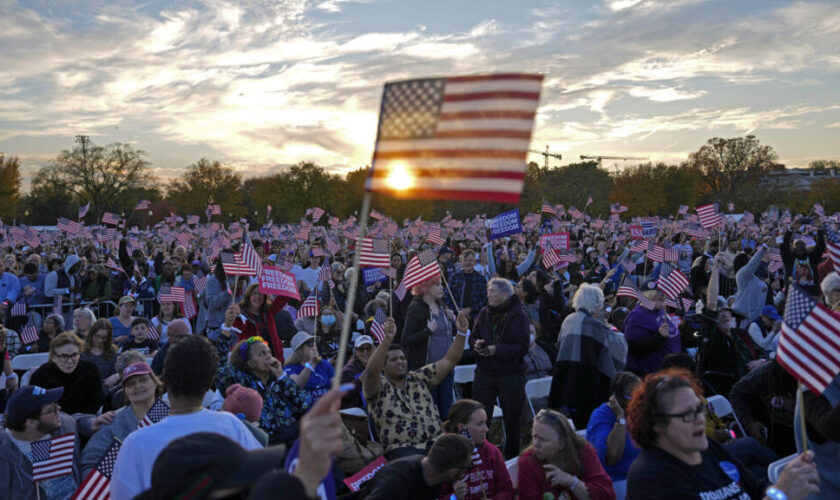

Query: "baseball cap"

xmin=354 ymin=335 xmax=374 ymax=348
xmin=135 ymin=432 xmax=286 ymax=500
xmin=760 ymin=305 xmax=781 ymax=321
xmin=119 ymin=295 xmax=137 ymax=305
xmin=290 ymin=331 xmax=315 ymax=351
xmin=5 ymin=385 xmax=64 ymax=426
xmin=122 ymin=361 xmax=152 ymax=383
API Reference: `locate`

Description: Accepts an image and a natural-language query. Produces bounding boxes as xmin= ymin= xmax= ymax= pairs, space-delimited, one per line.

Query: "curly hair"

xmin=626 ymin=368 xmax=703 ymax=449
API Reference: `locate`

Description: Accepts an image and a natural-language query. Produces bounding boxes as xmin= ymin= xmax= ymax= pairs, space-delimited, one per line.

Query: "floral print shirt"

xmin=365 ymin=363 xmax=442 ymax=452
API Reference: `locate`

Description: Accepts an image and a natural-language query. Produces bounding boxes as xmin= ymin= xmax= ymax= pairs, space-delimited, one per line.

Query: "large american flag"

xmin=138 ymin=399 xmax=170 ymax=428
xmin=696 ymin=203 xmax=722 ymax=229
xmin=401 ymin=249 xmax=441 ymax=290
xmin=32 ymin=433 xmax=75 ymax=481
xmin=359 ymin=238 xmax=391 ymax=268
xmin=778 ymin=285 xmax=840 ymax=394
xmin=370 ymin=307 xmax=387 ymax=343
xmin=72 ymin=439 xmax=121 ymax=500
xmin=365 ymin=73 xmax=543 ymax=203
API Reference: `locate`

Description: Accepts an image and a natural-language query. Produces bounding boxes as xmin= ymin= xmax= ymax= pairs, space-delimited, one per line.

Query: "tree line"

xmin=2 ymin=135 xmax=839 ymax=226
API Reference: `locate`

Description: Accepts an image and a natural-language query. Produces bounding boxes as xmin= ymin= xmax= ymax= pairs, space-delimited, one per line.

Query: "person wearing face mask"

xmin=548 ymin=284 xmax=628 ymax=430
xmin=314 ymin=306 xmax=342 ymax=361
xmin=781 ymin=219 xmax=825 ymax=297
xmin=695 ymin=255 xmax=764 ymax=397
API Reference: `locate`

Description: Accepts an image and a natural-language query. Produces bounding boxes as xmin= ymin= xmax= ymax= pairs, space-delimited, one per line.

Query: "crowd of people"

xmin=0 ymin=205 xmax=838 ymax=499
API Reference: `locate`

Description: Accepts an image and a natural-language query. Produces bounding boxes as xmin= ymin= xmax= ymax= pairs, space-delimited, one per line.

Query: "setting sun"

xmin=384 ymin=162 xmax=416 ymax=191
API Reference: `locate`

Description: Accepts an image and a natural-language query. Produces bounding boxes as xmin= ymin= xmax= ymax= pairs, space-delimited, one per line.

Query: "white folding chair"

xmin=505 ymin=456 xmax=519 ymax=489
xmin=706 ymin=395 xmax=746 ymax=437
xmin=525 ymin=376 xmax=552 ymax=417
xmin=11 ymin=352 xmax=49 ymax=372
xmin=767 ymin=454 xmax=796 ymax=483
xmin=452 ymin=364 xmax=476 ymax=401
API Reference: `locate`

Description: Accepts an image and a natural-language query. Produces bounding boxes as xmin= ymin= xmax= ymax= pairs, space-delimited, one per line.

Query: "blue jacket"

xmin=731 ymin=246 xmax=768 ymax=324
xmin=586 ymin=402 xmax=640 ymax=481
xmin=0 ymin=271 xmax=21 ymax=304
xmin=17 ymin=274 xmax=46 ymax=305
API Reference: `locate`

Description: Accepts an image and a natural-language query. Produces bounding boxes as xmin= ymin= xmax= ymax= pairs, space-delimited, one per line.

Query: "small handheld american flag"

xmin=370 ymin=307 xmax=388 ymax=343
xmin=31 ymin=433 xmax=76 ymax=482
xmin=137 ymin=399 xmax=170 ymax=428
xmin=298 ymin=292 xmax=320 ymax=318
xmin=21 ymin=318 xmax=39 ymax=345
xmin=10 ymin=301 xmax=27 ymax=317
xmin=72 ymin=438 xmax=121 ymax=500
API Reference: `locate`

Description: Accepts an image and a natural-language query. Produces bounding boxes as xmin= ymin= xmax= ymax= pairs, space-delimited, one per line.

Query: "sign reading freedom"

xmin=539 ymin=232 xmax=570 ymax=251
xmin=488 ymin=209 xmax=523 ymax=240
xmin=258 ymin=266 xmax=300 ymax=300
xmin=363 ymin=267 xmax=389 ymax=286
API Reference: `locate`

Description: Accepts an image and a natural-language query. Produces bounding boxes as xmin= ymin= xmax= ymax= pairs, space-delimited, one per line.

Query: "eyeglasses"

xmin=663 ymin=403 xmax=707 ymax=423
xmin=55 ymin=352 xmax=80 ymax=362
xmin=40 ymin=405 xmax=59 ymax=416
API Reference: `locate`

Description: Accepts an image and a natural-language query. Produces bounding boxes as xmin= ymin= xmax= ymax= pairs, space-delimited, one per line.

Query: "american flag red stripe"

xmin=648 ymin=245 xmax=665 ymax=263
xmin=778 ymin=286 xmax=840 ymax=394
xmin=366 ymin=73 xmax=543 ymax=203
xmin=32 ymin=433 xmax=75 ymax=481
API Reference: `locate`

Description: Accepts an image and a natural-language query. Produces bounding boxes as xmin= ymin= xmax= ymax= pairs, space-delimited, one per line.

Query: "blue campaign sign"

xmin=488 ymin=209 xmax=523 ymax=240
xmin=363 ymin=267 xmax=389 ymax=286
xmin=285 ymin=439 xmax=336 ymax=500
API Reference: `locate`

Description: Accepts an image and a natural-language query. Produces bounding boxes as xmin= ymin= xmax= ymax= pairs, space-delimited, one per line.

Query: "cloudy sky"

xmin=2 ymin=0 xmax=839 ymax=189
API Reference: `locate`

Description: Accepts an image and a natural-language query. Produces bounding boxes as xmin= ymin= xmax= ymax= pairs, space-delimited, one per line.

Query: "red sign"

xmin=343 ymin=456 xmax=387 ymax=492
xmin=539 ymin=232 xmax=570 ymax=252
xmin=258 ymin=266 xmax=300 ymax=300
xmin=629 ymin=224 xmax=643 ymax=240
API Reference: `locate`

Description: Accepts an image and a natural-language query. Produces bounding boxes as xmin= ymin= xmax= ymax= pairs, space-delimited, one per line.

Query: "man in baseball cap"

xmin=3 ymin=385 xmax=81 ymax=499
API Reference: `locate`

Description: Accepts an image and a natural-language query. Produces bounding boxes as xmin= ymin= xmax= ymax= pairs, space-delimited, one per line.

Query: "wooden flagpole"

xmin=797 ymin=382 xmax=809 ymax=452
xmin=332 ymin=191 xmax=372 ymax=389
xmin=439 ymin=267 xmax=460 ymax=314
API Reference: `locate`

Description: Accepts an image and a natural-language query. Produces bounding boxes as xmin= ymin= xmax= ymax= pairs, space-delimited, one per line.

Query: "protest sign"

xmin=362 ymin=267 xmax=389 ymax=286
xmin=343 ymin=456 xmax=387 ymax=492
xmin=487 ymin=209 xmax=522 ymax=240
xmin=258 ymin=266 xmax=300 ymax=300
xmin=629 ymin=225 xmax=643 ymax=240
xmin=539 ymin=232 xmax=570 ymax=251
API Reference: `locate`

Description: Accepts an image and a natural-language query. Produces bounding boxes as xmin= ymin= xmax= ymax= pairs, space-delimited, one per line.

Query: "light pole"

xmin=148 ymin=210 xmax=153 ymax=230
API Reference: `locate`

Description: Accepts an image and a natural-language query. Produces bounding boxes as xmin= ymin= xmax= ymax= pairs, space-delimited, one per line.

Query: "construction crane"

xmin=529 ymin=145 xmax=563 ymax=169
xmin=580 ymin=155 xmax=649 ymax=166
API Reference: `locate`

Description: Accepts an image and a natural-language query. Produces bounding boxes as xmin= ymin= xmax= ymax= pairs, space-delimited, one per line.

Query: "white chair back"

xmin=706 ymin=395 xmax=747 ymax=436
xmin=453 ymin=364 xmax=476 ymax=384
xmin=767 ymin=454 xmax=796 ymax=483
xmin=505 ymin=457 xmax=519 ymax=489
xmin=11 ymin=352 xmax=50 ymax=372
xmin=524 ymin=376 xmax=552 ymax=416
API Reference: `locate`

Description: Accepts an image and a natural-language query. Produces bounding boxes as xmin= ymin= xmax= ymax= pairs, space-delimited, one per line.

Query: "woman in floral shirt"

xmin=216 ymin=335 xmax=311 ymax=446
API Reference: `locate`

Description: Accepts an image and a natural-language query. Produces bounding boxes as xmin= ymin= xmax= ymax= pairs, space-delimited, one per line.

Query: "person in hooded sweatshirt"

xmin=44 ymin=254 xmax=82 ymax=322
xmin=438 ymin=399 xmax=514 ymax=500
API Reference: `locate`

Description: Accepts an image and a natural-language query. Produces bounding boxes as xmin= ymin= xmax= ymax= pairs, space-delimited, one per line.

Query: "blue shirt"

xmin=586 ymin=402 xmax=640 ymax=481
xmin=284 ymin=360 xmax=334 ymax=403
xmin=18 ymin=274 xmax=46 ymax=305
xmin=109 ymin=317 xmax=134 ymax=344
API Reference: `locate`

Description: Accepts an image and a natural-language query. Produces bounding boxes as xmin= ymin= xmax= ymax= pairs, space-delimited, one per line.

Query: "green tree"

xmin=23 ymin=167 xmax=76 ymax=224
xmin=808 ymin=159 xmax=840 ymax=172
xmin=0 ymin=154 xmax=21 ymax=220
xmin=167 ymin=158 xmax=244 ymax=222
xmin=40 ymin=139 xmax=154 ymax=220
xmin=687 ymin=135 xmax=778 ymax=198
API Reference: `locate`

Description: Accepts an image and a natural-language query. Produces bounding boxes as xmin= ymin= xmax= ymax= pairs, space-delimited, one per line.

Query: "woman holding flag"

xmin=80 ymin=360 xmax=165 ymax=477
xmin=231 ymin=284 xmax=289 ymax=363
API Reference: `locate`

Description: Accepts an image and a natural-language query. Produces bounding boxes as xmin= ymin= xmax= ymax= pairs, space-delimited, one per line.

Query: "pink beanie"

xmin=222 ymin=383 xmax=263 ymax=423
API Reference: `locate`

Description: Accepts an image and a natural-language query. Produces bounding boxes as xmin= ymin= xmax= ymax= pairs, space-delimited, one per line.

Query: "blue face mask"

xmin=320 ymin=315 xmax=336 ymax=326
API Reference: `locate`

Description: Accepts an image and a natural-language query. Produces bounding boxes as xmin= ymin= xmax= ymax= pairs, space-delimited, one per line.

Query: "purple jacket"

xmin=469 ymin=295 xmax=530 ymax=376
xmin=622 ymin=305 xmax=680 ymax=375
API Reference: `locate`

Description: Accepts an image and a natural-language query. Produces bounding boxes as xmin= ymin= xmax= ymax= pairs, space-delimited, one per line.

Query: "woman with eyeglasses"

xmin=585 ymin=372 xmax=641 ymax=488
xmin=626 ymin=369 xmax=820 ymax=500
xmin=30 ymin=331 xmax=105 ymax=414
xmin=518 ymin=408 xmax=615 ymax=500
xmin=217 ymin=336 xmax=311 ymax=446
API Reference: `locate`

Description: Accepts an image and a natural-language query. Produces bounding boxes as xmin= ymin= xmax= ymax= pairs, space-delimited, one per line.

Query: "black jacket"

xmin=30 ymin=360 xmax=104 ymax=415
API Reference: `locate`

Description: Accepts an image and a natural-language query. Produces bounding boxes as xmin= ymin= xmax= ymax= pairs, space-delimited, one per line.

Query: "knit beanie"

xmin=222 ymin=383 xmax=263 ymax=423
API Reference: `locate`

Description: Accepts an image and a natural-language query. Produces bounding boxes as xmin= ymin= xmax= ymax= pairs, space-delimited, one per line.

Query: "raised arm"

xmin=361 ymin=318 xmax=396 ymax=400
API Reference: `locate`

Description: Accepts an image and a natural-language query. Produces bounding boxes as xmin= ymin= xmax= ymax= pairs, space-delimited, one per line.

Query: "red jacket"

xmin=232 ymin=296 xmax=289 ymax=363
xmin=439 ymin=440 xmax=514 ymax=500
xmin=518 ymin=444 xmax=615 ymax=500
